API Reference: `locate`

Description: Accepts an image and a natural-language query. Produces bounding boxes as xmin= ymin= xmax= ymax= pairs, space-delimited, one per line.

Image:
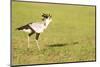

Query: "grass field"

xmin=12 ymin=1 xmax=96 ymax=65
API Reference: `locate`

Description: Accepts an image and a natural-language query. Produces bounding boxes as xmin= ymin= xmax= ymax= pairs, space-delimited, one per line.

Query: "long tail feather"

xmin=16 ymin=23 xmax=33 ymax=30
xmin=16 ymin=24 xmax=29 ymax=30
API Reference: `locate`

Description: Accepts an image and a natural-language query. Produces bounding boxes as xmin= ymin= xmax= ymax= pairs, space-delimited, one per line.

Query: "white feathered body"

xmin=29 ymin=18 xmax=52 ymax=33
xmin=29 ymin=22 xmax=45 ymax=33
xmin=17 ymin=16 xmax=52 ymax=33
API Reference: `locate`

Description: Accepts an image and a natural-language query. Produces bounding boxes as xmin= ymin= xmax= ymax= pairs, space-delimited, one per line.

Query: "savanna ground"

xmin=12 ymin=1 xmax=96 ymax=65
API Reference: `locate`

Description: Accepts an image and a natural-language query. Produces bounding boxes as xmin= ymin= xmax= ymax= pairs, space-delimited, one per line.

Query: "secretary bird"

xmin=16 ymin=13 xmax=52 ymax=51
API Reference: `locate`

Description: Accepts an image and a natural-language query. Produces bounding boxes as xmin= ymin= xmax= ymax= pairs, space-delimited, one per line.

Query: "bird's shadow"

xmin=47 ymin=43 xmax=68 ymax=47
xmin=47 ymin=41 xmax=79 ymax=47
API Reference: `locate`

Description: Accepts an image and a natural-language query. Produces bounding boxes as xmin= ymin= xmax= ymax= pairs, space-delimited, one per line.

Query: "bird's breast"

xmin=29 ymin=23 xmax=45 ymax=33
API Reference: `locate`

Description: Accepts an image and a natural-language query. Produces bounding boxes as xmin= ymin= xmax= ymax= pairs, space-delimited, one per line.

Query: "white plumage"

xmin=29 ymin=22 xmax=45 ymax=33
xmin=29 ymin=18 xmax=52 ymax=33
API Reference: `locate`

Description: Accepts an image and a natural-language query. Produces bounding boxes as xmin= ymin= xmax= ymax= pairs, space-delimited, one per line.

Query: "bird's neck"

xmin=43 ymin=18 xmax=52 ymax=29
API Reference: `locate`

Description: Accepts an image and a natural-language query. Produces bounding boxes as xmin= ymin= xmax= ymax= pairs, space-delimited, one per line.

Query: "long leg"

xmin=27 ymin=32 xmax=34 ymax=48
xmin=27 ymin=35 xmax=30 ymax=48
xmin=35 ymin=33 xmax=40 ymax=51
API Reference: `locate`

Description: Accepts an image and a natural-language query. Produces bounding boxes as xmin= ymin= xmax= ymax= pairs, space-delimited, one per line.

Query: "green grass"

xmin=12 ymin=1 xmax=96 ymax=65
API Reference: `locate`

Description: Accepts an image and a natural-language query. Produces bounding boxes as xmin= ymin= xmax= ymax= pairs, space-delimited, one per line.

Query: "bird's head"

xmin=42 ymin=13 xmax=52 ymax=19
xmin=42 ymin=13 xmax=52 ymax=22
